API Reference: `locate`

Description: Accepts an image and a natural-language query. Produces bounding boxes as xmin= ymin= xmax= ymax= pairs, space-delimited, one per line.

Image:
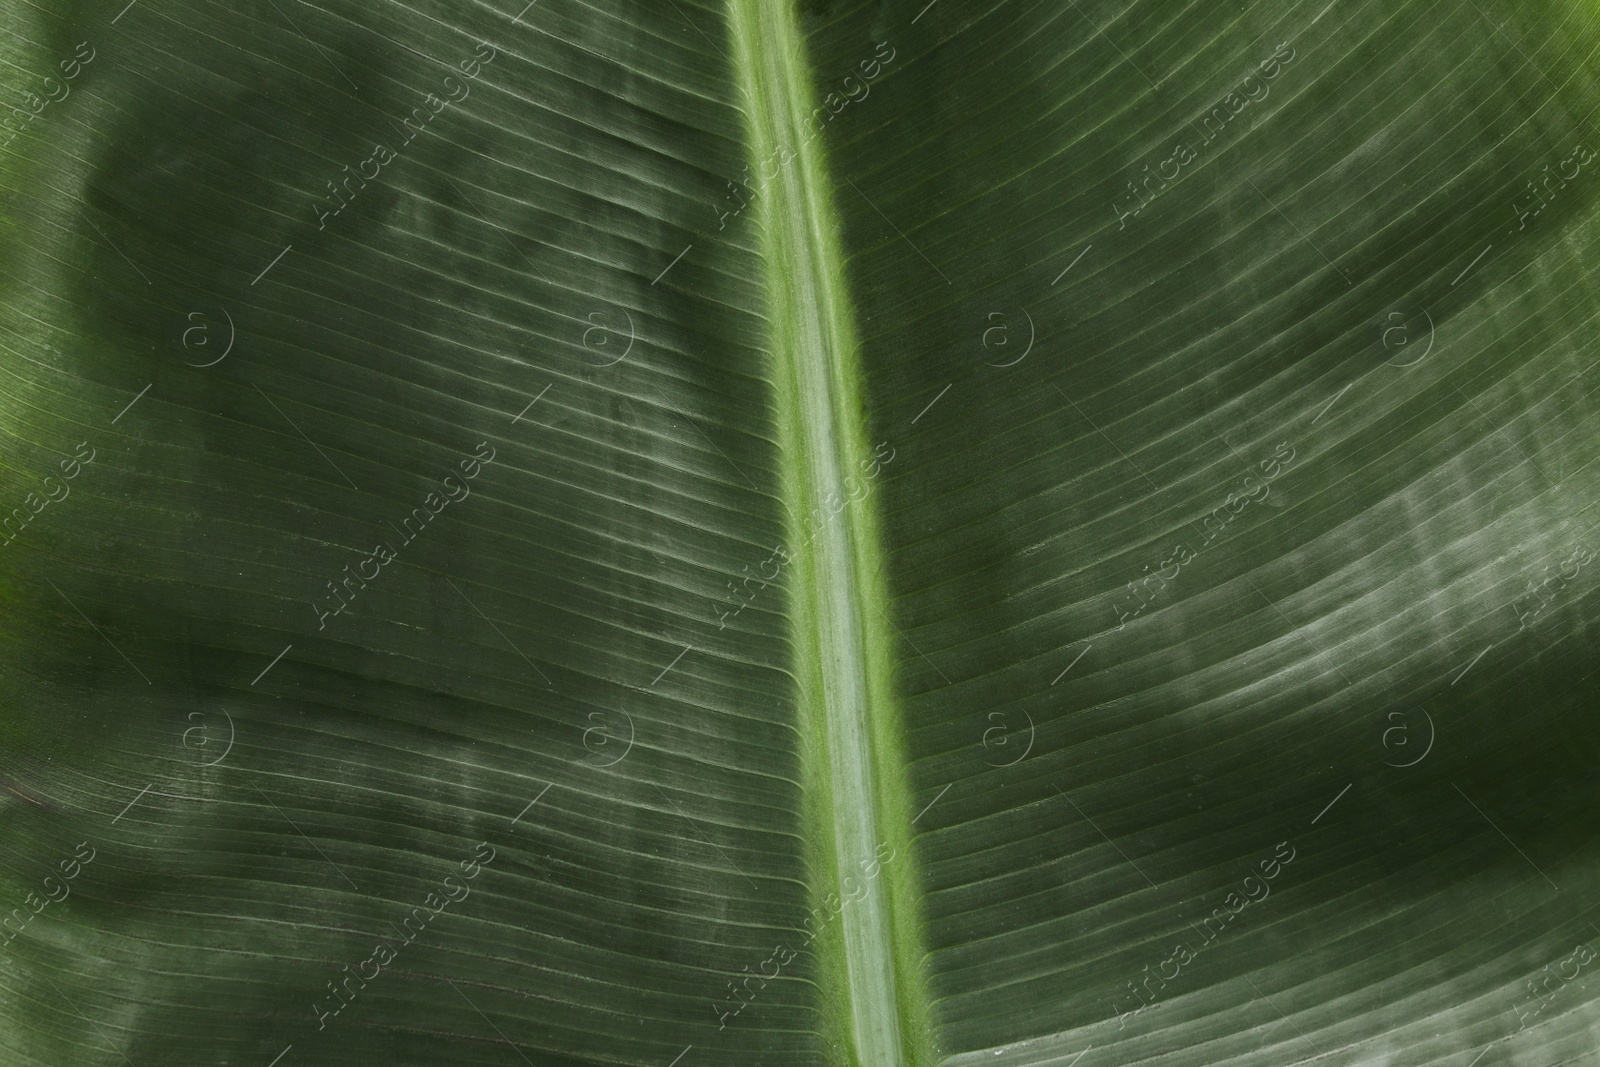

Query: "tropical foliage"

xmin=2 ymin=0 xmax=1600 ymax=1064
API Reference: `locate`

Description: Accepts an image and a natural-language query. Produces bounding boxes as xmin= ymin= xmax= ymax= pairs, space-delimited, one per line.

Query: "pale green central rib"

xmin=726 ymin=4 xmax=930 ymax=1065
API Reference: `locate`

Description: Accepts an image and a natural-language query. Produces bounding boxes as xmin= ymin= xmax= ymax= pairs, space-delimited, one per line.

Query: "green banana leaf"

xmin=3 ymin=0 xmax=1599 ymax=1063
